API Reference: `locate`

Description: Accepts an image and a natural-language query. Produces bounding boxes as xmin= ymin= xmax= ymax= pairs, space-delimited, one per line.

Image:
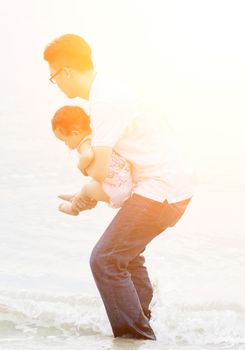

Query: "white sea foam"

xmin=1 ymin=285 xmax=245 ymax=346
xmin=0 ymin=289 xmax=111 ymax=337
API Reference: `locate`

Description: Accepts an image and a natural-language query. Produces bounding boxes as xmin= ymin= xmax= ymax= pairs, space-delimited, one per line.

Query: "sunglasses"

xmin=49 ymin=67 xmax=64 ymax=84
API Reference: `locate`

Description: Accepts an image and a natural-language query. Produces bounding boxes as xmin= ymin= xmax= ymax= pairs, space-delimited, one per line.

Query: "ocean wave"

xmin=1 ymin=288 xmax=245 ymax=345
xmin=152 ymin=300 xmax=245 ymax=345
xmin=0 ymin=289 xmax=110 ymax=338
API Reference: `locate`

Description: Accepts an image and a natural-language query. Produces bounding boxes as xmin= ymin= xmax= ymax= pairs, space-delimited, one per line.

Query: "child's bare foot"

xmin=58 ymin=203 xmax=79 ymax=216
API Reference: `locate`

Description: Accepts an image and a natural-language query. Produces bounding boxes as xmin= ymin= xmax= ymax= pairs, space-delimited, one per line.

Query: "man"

xmin=43 ymin=34 xmax=194 ymax=340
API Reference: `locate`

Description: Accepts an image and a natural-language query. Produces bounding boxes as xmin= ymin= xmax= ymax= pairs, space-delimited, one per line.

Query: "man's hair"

xmin=52 ymin=106 xmax=91 ymax=135
xmin=43 ymin=34 xmax=94 ymax=73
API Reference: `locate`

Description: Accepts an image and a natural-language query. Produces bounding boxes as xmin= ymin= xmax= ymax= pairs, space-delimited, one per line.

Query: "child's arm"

xmin=77 ymin=141 xmax=112 ymax=181
xmin=77 ymin=140 xmax=94 ymax=173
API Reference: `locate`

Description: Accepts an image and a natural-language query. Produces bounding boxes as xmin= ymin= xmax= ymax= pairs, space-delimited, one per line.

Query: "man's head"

xmin=52 ymin=105 xmax=91 ymax=149
xmin=44 ymin=34 xmax=95 ymax=98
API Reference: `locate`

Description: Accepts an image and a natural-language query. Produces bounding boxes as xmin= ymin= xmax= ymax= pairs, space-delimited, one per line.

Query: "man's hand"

xmin=58 ymin=193 xmax=97 ymax=212
xmin=71 ymin=192 xmax=97 ymax=212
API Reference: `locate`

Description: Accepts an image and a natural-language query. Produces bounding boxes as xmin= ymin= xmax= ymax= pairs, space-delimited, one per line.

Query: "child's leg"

xmin=81 ymin=180 xmax=109 ymax=203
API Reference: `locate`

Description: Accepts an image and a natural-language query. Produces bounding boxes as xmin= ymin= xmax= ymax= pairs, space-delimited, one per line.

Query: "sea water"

xmin=0 ymin=110 xmax=245 ymax=350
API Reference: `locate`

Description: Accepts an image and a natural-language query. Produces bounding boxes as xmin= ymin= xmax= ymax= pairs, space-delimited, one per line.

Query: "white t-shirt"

xmin=89 ymin=73 xmax=195 ymax=203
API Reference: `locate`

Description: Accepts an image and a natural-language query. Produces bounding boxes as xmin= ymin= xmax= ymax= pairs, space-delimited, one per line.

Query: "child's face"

xmin=54 ymin=128 xmax=84 ymax=150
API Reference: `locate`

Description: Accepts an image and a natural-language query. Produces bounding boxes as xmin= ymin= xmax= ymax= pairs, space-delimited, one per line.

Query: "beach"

xmin=0 ymin=110 xmax=245 ymax=349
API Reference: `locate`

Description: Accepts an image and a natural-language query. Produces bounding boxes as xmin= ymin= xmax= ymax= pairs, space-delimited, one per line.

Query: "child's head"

xmin=52 ymin=105 xmax=91 ymax=149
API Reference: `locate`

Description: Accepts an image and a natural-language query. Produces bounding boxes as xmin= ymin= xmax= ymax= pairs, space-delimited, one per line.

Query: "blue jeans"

xmin=90 ymin=194 xmax=191 ymax=340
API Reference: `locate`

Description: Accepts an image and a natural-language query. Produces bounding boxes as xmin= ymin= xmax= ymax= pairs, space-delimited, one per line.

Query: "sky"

xmin=0 ymin=0 xmax=244 ymax=187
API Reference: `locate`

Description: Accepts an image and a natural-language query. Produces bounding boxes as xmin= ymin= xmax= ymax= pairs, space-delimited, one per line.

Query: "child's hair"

xmin=52 ymin=106 xmax=91 ymax=135
xmin=43 ymin=34 xmax=93 ymax=73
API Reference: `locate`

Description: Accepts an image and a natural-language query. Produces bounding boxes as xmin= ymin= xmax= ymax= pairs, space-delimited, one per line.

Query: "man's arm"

xmin=84 ymin=146 xmax=113 ymax=182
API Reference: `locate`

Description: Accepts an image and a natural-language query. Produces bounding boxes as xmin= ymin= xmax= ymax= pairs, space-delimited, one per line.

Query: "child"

xmin=52 ymin=106 xmax=134 ymax=215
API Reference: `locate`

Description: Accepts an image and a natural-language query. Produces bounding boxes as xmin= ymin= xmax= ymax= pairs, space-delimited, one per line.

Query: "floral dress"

xmin=102 ymin=151 xmax=133 ymax=208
